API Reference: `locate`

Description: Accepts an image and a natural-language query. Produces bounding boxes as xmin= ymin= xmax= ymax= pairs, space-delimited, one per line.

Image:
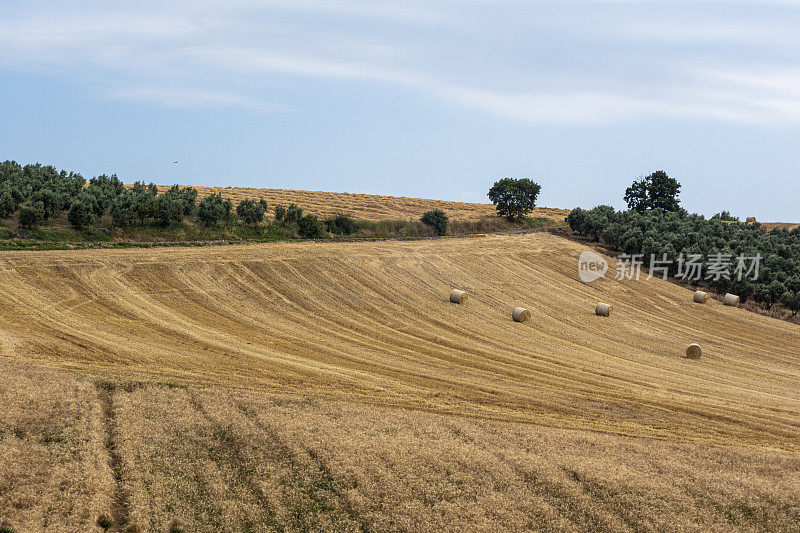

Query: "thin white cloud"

xmin=104 ymin=87 xmax=285 ymax=112
xmin=2 ymin=1 xmax=800 ymax=125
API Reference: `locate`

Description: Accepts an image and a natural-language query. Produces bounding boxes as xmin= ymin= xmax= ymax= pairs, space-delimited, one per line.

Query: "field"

xmin=149 ymin=185 xmax=571 ymax=223
xmin=761 ymin=222 xmax=800 ymax=231
xmin=2 ymin=232 xmax=800 ymax=531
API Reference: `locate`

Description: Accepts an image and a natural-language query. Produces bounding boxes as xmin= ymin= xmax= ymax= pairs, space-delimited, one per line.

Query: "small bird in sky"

xmin=173 ymin=161 xmax=178 ymax=164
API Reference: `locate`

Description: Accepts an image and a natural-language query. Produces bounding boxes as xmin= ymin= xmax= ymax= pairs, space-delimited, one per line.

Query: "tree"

xmin=236 ymin=198 xmax=267 ymax=225
xmin=155 ymin=192 xmax=184 ymax=226
xmin=754 ymin=279 xmax=787 ymax=310
xmin=180 ymin=186 xmax=198 ymax=216
xmin=0 ymin=189 xmax=16 ymax=218
xmin=600 ymin=222 xmax=626 ymax=250
xmin=30 ymin=187 xmax=64 ymax=220
xmin=324 ymin=214 xmax=358 ymax=235
xmin=623 ymin=179 xmax=649 ymax=213
xmin=18 ymin=202 xmax=45 ymax=228
xmin=110 ymin=192 xmax=139 ymax=227
xmin=649 ymin=171 xmax=682 ymax=212
xmin=297 ymin=214 xmax=326 ymax=238
xmin=68 ymin=198 xmax=95 ymax=229
xmin=83 ymin=174 xmax=125 ymax=217
xmin=624 ymin=171 xmax=681 ymax=213
xmin=781 ymin=291 xmax=800 ymax=316
xmin=488 ymin=178 xmax=542 ymax=221
xmin=420 ymin=209 xmax=449 ymax=236
xmin=711 ymin=211 xmax=738 ymax=222
xmin=274 ymin=204 xmax=286 ymax=222
xmin=197 ymin=193 xmax=232 ymax=225
xmin=566 ymin=208 xmax=587 ymax=233
xmin=284 ymin=203 xmax=303 ymax=225
xmin=130 ymin=183 xmax=157 ymax=223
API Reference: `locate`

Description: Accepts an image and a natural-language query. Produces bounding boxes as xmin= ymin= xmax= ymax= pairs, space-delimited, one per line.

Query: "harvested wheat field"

xmin=2 ymin=232 xmax=800 ymax=531
xmin=145 ymin=185 xmax=570 ymax=223
xmin=761 ymin=222 xmax=800 ymax=231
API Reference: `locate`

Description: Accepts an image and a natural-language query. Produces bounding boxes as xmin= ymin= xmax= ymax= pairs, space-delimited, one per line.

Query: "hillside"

xmin=2 ymin=232 xmax=800 ymax=531
xmin=149 ymin=185 xmax=571 ymax=223
xmin=2 ymin=232 xmax=799 ymax=443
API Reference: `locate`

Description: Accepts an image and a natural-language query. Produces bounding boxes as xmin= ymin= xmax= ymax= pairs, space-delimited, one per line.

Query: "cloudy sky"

xmin=2 ymin=0 xmax=799 ymax=220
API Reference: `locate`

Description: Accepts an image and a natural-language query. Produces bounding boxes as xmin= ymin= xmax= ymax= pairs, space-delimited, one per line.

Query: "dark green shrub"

xmin=0 ymin=189 xmax=17 ymax=218
xmin=297 ymin=214 xmax=325 ymax=238
xmin=284 ymin=203 xmax=303 ymax=225
xmin=68 ymin=198 xmax=95 ymax=229
xmin=110 ymin=192 xmax=139 ymax=226
xmin=180 ymin=186 xmax=198 ymax=215
xmin=420 ymin=209 xmax=449 ymax=235
xmin=18 ymin=202 xmax=45 ymax=228
xmin=711 ymin=211 xmax=738 ymax=222
xmin=781 ymin=291 xmax=800 ymax=316
xmin=274 ymin=204 xmax=286 ymax=221
xmin=197 ymin=193 xmax=232 ymax=226
xmin=30 ymin=187 xmax=65 ymax=220
xmin=324 ymin=214 xmax=358 ymax=235
xmin=236 ymin=198 xmax=267 ymax=225
xmin=155 ymin=192 xmax=184 ymax=226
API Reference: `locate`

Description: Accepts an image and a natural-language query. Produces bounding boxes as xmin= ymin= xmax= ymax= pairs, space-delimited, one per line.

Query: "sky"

xmin=1 ymin=0 xmax=799 ymax=221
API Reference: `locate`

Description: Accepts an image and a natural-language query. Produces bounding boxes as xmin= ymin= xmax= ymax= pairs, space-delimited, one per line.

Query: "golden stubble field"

xmin=2 ymin=232 xmax=800 ymax=531
xmin=146 ymin=185 xmax=571 ymax=223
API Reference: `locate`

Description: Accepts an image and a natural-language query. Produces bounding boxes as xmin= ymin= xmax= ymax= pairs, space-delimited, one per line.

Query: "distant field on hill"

xmin=149 ymin=185 xmax=571 ymax=222
xmin=762 ymin=222 xmax=800 ymax=231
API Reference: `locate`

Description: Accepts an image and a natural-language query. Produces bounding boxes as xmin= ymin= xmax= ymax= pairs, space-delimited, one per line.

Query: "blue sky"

xmin=1 ymin=0 xmax=799 ymax=221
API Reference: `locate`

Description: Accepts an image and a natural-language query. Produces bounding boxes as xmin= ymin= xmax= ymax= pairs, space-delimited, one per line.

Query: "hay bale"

xmin=723 ymin=293 xmax=740 ymax=307
xmin=512 ymin=307 xmax=530 ymax=322
xmin=449 ymin=289 xmax=468 ymax=304
xmin=685 ymin=343 xmax=702 ymax=359
xmin=595 ymin=302 xmax=613 ymax=317
xmin=693 ymin=291 xmax=709 ymax=304
xmin=746 ymin=216 xmax=756 ymax=224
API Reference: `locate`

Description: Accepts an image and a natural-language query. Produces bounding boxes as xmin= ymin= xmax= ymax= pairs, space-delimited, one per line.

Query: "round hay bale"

xmin=685 ymin=343 xmax=702 ymax=359
xmin=693 ymin=291 xmax=709 ymax=304
xmin=449 ymin=289 xmax=468 ymax=304
xmin=512 ymin=307 xmax=530 ymax=322
xmin=595 ymin=302 xmax=613 ymax=317
xmin=723 ymin=293 xmax=740 ymax=307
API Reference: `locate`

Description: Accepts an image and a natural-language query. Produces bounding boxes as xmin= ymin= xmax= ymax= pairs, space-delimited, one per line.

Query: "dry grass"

xmin=761 ymin=222 xmax=799 ymax=231
xmin=0 ymin=362 xmax=113 ymax=531
xmin=143 ymin=184 xmax=570 ymax=223
xmin=113 ymin=385 xmax=361 ymax=532
xmin=2 ymin=231 xmax=800 ymax=530
xmin=0 ymin=233 xmax=799 ymax=449
xmin=3 ymin=370 xmax=800 ymax=531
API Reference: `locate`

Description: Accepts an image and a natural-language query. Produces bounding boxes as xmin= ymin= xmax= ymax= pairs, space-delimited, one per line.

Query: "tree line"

xmin=0 ymin=161 xmax=466 ymax=239
xmin=567 ymin=171 xmax=800 ymax=316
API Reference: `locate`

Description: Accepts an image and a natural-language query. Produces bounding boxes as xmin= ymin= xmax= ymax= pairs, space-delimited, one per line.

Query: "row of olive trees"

xmin=567 ymin=206 xmax=800 ymax=316
xmin=1 ymin=161 xmax=86 ymax=227
xmin=566 ymin=170 xmax=800 ymax=315
xmin=3 ymin=161 xmax=545 ymax=236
